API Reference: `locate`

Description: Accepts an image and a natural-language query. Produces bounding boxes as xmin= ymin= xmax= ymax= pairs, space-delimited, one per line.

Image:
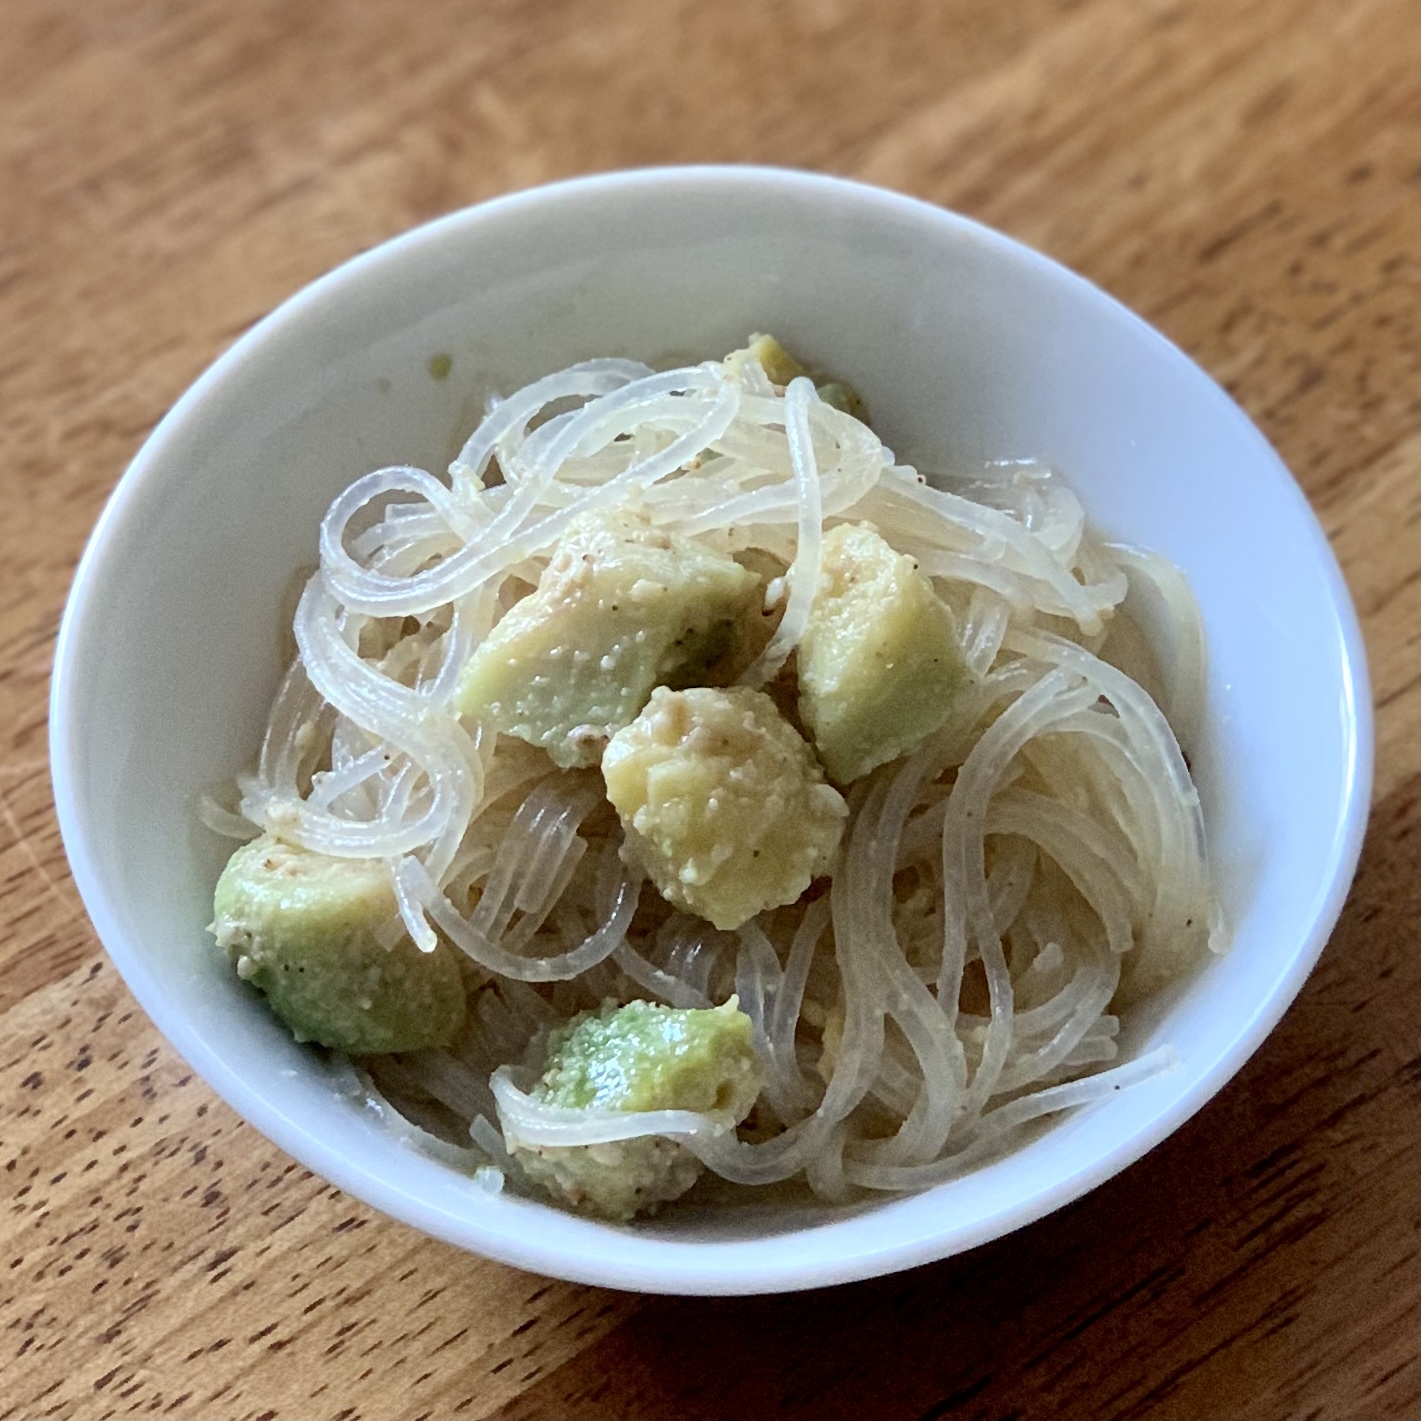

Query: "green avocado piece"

xmin=455 ymin=508 xmax=760 ymax=768
xmin=537 ymin=998 xmax=760 ymax=1115
xmin=211 ymin=835 xmax=466 ymax=1054
xmin=798 ymin=522 xmax=967 ymax=785
xmin=509 ymin=999 xmax=761 ymax=1220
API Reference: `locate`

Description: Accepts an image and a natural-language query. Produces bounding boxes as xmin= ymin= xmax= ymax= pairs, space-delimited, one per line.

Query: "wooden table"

xmin=2 ymin=2 xmax=1416 ymax=1417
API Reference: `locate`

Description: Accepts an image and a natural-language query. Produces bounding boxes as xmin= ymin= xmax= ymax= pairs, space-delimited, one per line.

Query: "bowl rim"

xmin=49 ymin=164 xmax=1374 ymax=1294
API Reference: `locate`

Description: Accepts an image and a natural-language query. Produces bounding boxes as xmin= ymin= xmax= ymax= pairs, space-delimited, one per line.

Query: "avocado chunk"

xmin=509 ymin=999 xmax=761 ymax=1220
xmin=455 ymin=508 xmax=760 ymax=768
xmin=797 ymin=522 xmax=967 ymax=785
xmin=211 ymin=835 xmax=466 ymax=1053
xmin=726 ymin=332 xmax=809 ymax=388
xmin=723 ymin=333 xmax=870 ymax=421
xmin=602 ymin=686 xmax=847 ymax=930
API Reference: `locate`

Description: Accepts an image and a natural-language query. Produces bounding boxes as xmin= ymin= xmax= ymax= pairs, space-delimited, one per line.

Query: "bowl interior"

xmin=51 ymin=168 xmax=1369 ymax=1293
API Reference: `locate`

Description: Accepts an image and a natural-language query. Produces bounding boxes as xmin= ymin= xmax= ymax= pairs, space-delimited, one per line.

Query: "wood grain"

xmin=1 ymin=0 xmax=1416 ymax=1417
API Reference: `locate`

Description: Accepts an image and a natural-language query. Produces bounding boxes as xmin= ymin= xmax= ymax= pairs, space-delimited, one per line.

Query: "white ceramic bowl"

xmin=50 ymin=167 xmax=1371 ymax=1294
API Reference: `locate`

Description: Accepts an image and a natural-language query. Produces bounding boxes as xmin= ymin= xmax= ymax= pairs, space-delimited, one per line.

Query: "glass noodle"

xmin=208 ymin=350 xmax=1223 ymax=1207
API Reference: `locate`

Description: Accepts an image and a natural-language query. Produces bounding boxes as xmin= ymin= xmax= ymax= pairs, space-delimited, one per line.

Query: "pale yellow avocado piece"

xmin=726 ymin=333 xmax=808 ymax=388
xmin=509 ymin=998 xmax=761 ymax=1220
xmin=455 ymin=508 xmax=760 ymax=768
xmin=211 ymin=835 xmax=466 ymax=1054
xmin=723 ymin=334 xmax=871 ymax=422
xmin=602 ymin=686 xmax=848 ymax=930
xmin=798 ymin=522 xmax=966 ymax=785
